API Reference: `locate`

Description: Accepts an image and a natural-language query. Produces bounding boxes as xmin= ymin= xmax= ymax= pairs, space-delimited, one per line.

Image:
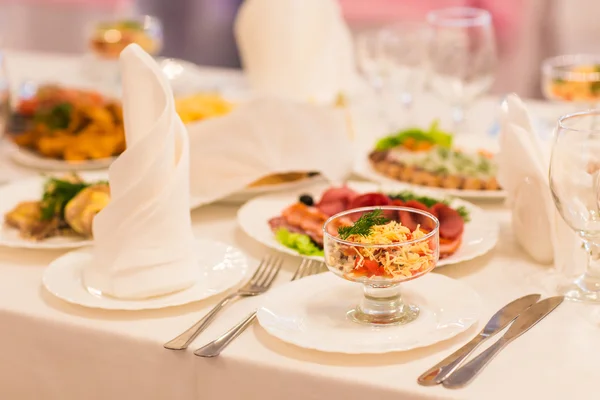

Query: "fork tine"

xmin=258 ymin=256 xmax=283 ymax=288
xmin=250 ymin=255 xmax=272 ymax=284
xmin=300 ymin=260 xmax=316 ymax=280
xmin=291 ymin=258 xmax=310 ymax=281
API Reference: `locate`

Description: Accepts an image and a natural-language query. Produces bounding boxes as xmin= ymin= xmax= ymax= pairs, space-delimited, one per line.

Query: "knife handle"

xmin=442 ymin=338 xmax=508 ymax=388
xmin=417 ymin=334 xmax=485 ymax=386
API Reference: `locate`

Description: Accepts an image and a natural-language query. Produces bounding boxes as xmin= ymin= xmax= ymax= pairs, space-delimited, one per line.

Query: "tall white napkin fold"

xmin=498 ymin=94 xmax=584 ymax=277
xmin=83 ymin=44 xmax=197 ymax=300
xmin=234 ymin=0 xmax=358 ymax=103
xmin=187 ymin=98 xmax=354 ymax=206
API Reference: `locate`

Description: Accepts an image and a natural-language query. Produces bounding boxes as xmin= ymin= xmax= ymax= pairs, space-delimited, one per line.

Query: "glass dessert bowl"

xmin=542 ymin=54 xmax=600 ymax=105
xmin=323 ymin=206 xmax=439 ymax=326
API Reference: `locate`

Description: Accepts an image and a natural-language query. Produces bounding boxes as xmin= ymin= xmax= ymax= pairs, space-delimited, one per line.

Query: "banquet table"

xmin=0 ymin=51 xmax=596 ymax=400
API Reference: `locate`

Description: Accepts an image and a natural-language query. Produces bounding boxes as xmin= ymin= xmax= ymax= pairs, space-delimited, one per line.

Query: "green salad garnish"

xmin=275 ymin=228 xmax=323 ymax=256
xmin=40 ymin=177 xmax=90 ymax=220
xmin=374 ymin=120 xmax=453 ymax=151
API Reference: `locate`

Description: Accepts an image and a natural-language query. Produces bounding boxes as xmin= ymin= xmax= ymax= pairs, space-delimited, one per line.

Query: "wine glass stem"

xmin=452 ymin=105 xmax=466 ymax=134
xmin=580 ymin=240 xmax=600 ymax=292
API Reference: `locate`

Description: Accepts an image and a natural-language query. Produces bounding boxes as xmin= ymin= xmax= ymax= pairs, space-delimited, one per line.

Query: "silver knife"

xmin=442 ymin=295 xmax=564 ymax=389
xmin=417 ymin=293 xmax=541 ymax=386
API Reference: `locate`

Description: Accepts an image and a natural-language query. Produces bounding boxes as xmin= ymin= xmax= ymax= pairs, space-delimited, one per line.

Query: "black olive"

xmin=298 ymin=194 xmax=314 ymax=206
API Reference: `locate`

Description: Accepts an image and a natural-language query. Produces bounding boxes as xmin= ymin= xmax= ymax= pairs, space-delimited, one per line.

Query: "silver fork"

xmin=194 ymin=259 xmax=324 ymax=357
xmin=164 ymin=255 xmax=283 ymax=350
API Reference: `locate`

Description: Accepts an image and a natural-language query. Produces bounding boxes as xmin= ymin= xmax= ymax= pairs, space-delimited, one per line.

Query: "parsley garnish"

xmin=40 ymin=177 xmax=90 ymax=220
xmin=337 ymin=209 xmax=389 ymax=240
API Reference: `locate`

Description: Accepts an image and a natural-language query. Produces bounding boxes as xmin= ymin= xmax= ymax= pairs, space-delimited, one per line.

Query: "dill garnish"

xmin=338 ymin=209 xmax=389 ymax=240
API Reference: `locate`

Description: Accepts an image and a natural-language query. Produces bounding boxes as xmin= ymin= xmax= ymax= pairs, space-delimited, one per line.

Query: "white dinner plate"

xmin=237 ymin=181 xmax=499 ymax=267
xmin=42 ymin=238 xmax=249 ymax=310
xmin=0 ymin=171 xmax=108 ymax=249
xmin=215 ymin=174 xmax=325 ymax=205
xmin=257 ymin=272 xmax=482 ymax=354
xmin=9 ymin=144 xmax=116 ymax=171
xmin=353 ymin=155 xmax=507 ymax=200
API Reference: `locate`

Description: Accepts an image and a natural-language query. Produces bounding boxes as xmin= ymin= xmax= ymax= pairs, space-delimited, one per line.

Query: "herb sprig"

xmin=387 ymin=191 xmax=470 ymax=222
xmin=338 ymin=209 xmax=389 ymax=240
xmin=40 ymin=177 xmax=90 ymax=220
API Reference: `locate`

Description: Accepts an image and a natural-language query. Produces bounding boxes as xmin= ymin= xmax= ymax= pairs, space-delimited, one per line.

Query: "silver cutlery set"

xmin=165 ymin=260 xmax=563 ymax=388
xmin=418 ymin=293 xmax=564 ymax=388
xmin=164 ymin=256 xmax=324 ymax=356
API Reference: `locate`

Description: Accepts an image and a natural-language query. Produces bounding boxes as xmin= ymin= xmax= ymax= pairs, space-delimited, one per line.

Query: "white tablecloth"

xmin=0 ymin=51 xmax=595 ymax=400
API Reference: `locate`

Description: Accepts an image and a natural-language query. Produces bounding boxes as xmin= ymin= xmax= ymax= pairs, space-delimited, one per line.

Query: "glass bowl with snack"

xmin=542 ymin=54 xmax=600 ymax=106
xmin=89 ymin=15 xmax=163 ymax=60
xmin=323 ymin=206 xmax=439 ymax=326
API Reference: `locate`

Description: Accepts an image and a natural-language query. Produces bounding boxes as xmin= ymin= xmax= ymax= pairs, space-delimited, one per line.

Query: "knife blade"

xmin=442 ymin=295 xmax=564 ymax=388
xmin=417 ymin=293 xmax=541 ymax=386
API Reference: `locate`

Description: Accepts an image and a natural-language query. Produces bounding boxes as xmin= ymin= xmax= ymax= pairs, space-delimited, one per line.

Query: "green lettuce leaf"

xmin=275 ymin=228 xmax=323 ymax=257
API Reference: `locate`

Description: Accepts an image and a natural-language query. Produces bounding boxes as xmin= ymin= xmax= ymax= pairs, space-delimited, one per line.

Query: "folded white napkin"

xmin=234 ymin=0 xmax=358 ymax=103
xmin=83 ymin=44 xmax=197 ymax=299
xmin=498 ymin=94 xmax=584 ymax=276
xmin=186 ymin=98 xmax=354 ymax=207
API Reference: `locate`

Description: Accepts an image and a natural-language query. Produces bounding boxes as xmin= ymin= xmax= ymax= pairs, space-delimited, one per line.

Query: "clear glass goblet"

xmin=322 ymin=206 xmax=440 ymax=325
xmin=426 ymin=7 xmax=497 ymax=134
xmin=550 ymin=110 xmax=600 ymax=302
xmin=380 ymin=22 xmax=430 ymax=126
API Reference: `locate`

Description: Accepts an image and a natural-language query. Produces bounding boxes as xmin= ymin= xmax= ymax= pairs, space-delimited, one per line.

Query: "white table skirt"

xmin=0 ymin=51 xmax=593 ymax=400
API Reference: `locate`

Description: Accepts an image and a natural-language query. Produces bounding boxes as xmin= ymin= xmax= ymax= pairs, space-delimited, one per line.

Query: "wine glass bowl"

xmin=542 ymin=54 xmax=600 ymax=104
xmin=550 ymin=110 xmax=600 ymax=302
xmin=426 ymin=7 xmax=497 ymax=133
xmin=380 ymin=22 xmax=430 ymax=117
xmin=323 ymin=206 xmax=439 ymax=325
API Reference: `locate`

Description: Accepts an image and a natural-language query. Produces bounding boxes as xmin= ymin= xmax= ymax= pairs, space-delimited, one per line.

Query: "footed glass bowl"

xmin=323 ymin=206 xmax=439 ymax=326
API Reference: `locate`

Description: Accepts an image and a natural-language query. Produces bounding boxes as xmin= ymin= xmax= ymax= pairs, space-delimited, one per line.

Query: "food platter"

xmin=238 ymin=181 xmax=499 ymax=267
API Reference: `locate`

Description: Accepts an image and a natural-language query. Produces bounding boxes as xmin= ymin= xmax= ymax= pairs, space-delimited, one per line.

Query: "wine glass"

xmin=550 ymin=110 xmax=600 ymax=302
xmin=84 ymin=15 xmax=164 ymax=87
xmin=426 ymin=7 xmax=497 ymax=134
xmin=322 ymin=206 xmax=439 ymax=325
xmin=380 ymin=22 xmax=430 ymax=122
xmin=355 ymin=29 xmax=393 ymax=130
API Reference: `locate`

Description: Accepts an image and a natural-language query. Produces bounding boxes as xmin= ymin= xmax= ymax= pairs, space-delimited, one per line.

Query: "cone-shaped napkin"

xmin=83 ymin=44 xmax=197 ymax=299
xmin=187 ymin=98 xmax=354 ymax=207
xmin=234 ymin=0 xmax=357 ymax=103
xmin=498 ymin=94 xmax=584 ymax=275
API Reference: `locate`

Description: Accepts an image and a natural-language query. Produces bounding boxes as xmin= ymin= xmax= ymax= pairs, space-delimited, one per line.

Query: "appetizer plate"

xmin=216 ymin=174 xmax=325 ymax=205
xmin=257 ymin=272 xmax=482 ymax=354
xmin=353 ymin=156 xmax=507 ymax=200
xmin=237 ymin=181 xmax=499 ymax=267
xmin=9 ymin=144 xmax=115 ymax=171
xmin=0 ymin=172 xmax=107 ymax=249
xmin=42 ymin=238 xmax=249 ymax=310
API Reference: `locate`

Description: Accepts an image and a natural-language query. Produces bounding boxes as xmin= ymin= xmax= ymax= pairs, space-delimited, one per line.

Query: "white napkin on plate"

xmin=186 ymin=98 xmax=354 ymax=207
xmin=498 ymin=94 xmax=584 ymax=276
xmin=234 ymin=0 xmax=358 ymax=103
xmin=83 ymin=44 xmax=197 ymax=300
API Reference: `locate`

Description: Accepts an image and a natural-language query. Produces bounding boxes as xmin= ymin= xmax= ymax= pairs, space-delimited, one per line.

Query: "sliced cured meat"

xmin=431 ymin=203 xmax=464 ymax=240
xmin=397 ymin=200 xmax=437 ymax=232
xmin=268 ymin=215 xmax=324 ymax=245
xmin=347 ymin=192 xmax=394 ymax=220
xmin=281 ymin=203 xmax=328 ymax=242
xmin=316 ymin=199 xmax=347 ymax=217
xmin=439 ymin=236 xmax=462 ymax=258
xmin=316 ymin=186 xmax=359 ymax=214
xmin=347 ymin=192 xmax=391 ymax=209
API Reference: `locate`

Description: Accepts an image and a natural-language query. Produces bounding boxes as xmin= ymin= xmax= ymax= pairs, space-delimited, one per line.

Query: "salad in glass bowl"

xmin=89 ymin=15 xmax=163 ymax=60
xmin=323 ymin=206 xmax=439 ymax=325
